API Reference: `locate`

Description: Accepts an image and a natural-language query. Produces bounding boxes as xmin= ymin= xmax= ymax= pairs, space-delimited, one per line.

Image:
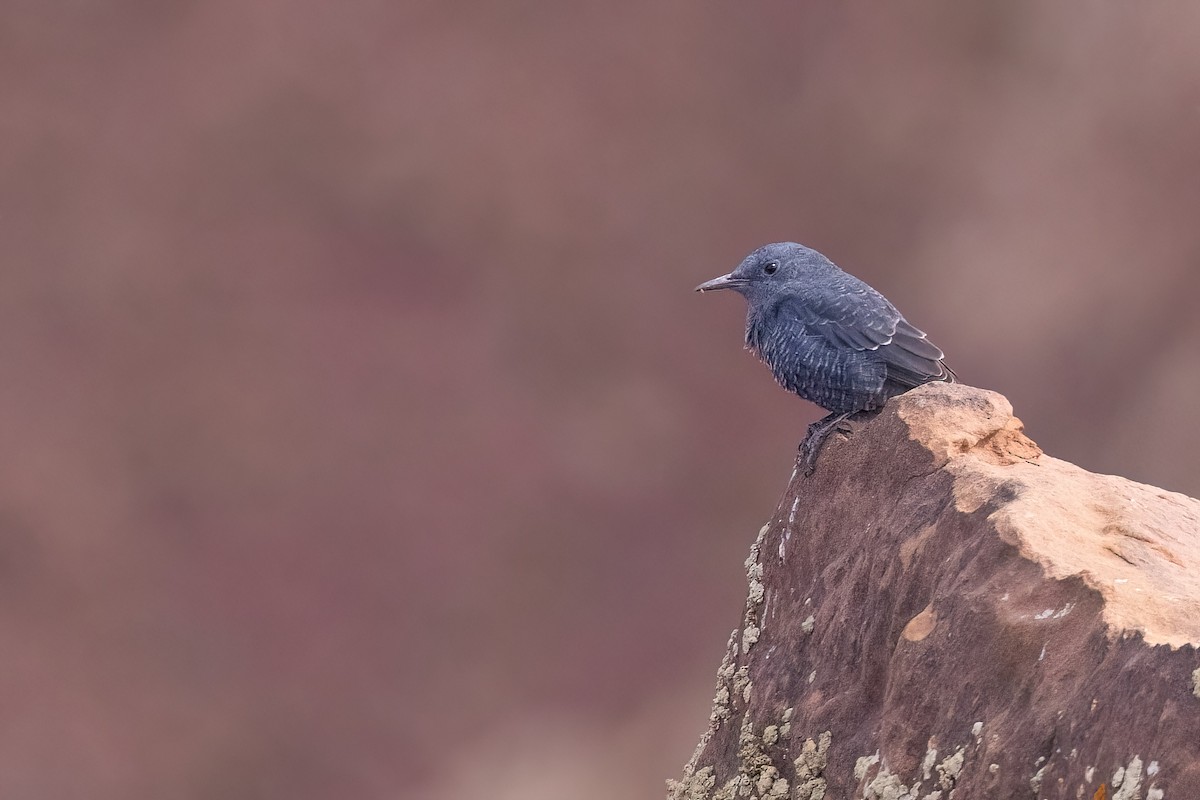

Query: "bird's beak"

xmin=694 ymin=273 xmax=747 ymax=292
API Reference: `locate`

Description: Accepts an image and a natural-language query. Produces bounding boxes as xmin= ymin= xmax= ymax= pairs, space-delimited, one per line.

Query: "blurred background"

xmin=3 ymin=1 xmax=1200 ymax=797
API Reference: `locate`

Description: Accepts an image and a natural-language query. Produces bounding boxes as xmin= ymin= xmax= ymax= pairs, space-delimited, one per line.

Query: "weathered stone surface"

xmin=669 ymin=384 xmax=1200 ymax=800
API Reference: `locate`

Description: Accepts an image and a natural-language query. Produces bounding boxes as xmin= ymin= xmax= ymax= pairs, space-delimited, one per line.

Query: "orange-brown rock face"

xmin=670 ymin=384 xmax=1200 ymax=800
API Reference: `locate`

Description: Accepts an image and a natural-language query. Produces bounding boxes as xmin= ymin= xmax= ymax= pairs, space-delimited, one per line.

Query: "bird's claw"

xmin=798 ymin=411 xmax=857 ymax=477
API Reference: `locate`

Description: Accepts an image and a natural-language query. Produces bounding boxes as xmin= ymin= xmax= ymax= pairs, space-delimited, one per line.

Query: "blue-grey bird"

xmin=696 ymin=242 xmax=955 ymax=474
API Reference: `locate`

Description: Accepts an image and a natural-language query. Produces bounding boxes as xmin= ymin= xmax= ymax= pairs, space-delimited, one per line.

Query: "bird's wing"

xmin=883 ymin=318 xmax=955 ymax=387
xmin=779 ymin=287 xmax=953 ymax=387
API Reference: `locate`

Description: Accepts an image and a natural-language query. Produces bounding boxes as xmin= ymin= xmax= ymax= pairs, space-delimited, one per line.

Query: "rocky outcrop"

xmin=670 ymin=384 xmax=1200 ymax=800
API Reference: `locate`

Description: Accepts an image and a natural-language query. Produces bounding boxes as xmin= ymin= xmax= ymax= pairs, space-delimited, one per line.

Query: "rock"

xmin=668 ymin=384 xmax=1200 ymax=800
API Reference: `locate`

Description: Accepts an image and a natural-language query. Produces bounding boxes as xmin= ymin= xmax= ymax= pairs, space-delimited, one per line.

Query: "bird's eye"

xmin=763 ymin=261 xmax=779 ymax=275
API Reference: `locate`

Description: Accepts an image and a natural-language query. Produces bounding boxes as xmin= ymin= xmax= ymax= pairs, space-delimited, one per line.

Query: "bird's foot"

xmin=799 ymin=411 xmax=856 ymax=476
xmin=799 ymin=407 xmax=889 ymax=476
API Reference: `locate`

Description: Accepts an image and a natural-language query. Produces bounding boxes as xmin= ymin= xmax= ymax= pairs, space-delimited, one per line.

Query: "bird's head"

xmin=695 ymin=242 xmax=832 ymax=306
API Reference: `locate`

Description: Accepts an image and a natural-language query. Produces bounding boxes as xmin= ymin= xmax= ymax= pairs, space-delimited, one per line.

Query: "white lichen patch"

xmin=762 ymin=725 xmax=779 ymax=746
xmin=1085 ymin=766 xmax=1095 ymax=783
xmin=936 ymin=748 xmax=964 ymax=790
xmin=746 ymin=529 xmax=767 ymax=587
xmin=742 ymin=624 xmax=760 ymax=652
xmin=754 ymin=764 xmax=780 ymax=795
xmin=748 ymin=579 xmax=765 ymax=605
xmin=667 ymin=765 xmax=716 ymax=800
xmin=743 ymin=527 xmax=767 ymax=626
xmin=675 ymin=709 xmax=820 ymax=800
xmin=854 ymin=753 xmax=880 ymax=782
xmin=1192 ymin=666 xmax=1200 ymax=699
xmin=853 ymin=743 xmax=966 ymax=800
xmin=711 ymin=686 xmax=730 ymax=724
xmin=860 ymin=765 xmax=911 ymax=800
xmin=1112 ymin=756 xmax=1144 ymax=800
xmin=1147 ymin=787 xmax=1164 ymax=800
xmin=731 ymin=528 xmax=768 ymax=680
xmin=921 ymin=744 xmax=938 ymax=780
xmin=792 ymin=732 xmax=831 ymax=800
xmin=1029 ymin=766 xmax=1045 ymax=796
xmin=801 ymin=614 xmax=816 ymax=634
xmin=695 ymin=632 xmax=737 ymax=734
xmin=970 ymin=721 xmax=983 ymax=742
xmin=717 ymin=632 xmax=737 ymax=680
xmin=733 ymin=666 xmax=750 ymax=700
xmin=713 ymin=714 xmax=791 ymax=800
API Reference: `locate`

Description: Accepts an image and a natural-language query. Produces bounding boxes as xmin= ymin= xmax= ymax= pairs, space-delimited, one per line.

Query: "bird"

xmin=695 ymin=241 xmax=955 ymax=474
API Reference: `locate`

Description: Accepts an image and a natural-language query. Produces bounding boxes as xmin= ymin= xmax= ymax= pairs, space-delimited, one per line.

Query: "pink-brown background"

xmin=3 ymin=2 xmax=1199 ymax=797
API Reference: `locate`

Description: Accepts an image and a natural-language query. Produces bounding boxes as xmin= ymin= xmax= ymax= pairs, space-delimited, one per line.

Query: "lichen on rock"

xmin=792 ymin=731 xmax=831 ymax=800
